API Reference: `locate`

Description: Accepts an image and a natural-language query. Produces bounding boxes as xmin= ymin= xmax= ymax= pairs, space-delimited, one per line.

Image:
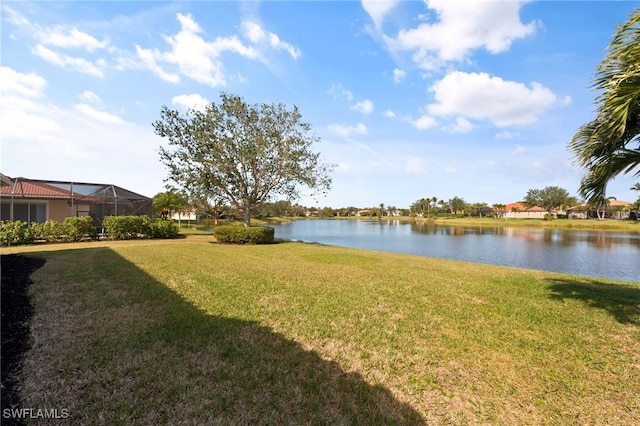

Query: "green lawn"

xmin=5 ymin=237 xmax=639 ymax=424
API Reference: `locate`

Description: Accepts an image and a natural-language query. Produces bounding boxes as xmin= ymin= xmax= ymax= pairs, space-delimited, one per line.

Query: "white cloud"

xmin=383 ymin=109 xmax=396 ymax=118
xmin=171 ymin=93 xmax=210 ymax=112
xmin=449 ymin=117 xmax=473 ymax=133
xmin=243 ymin=20 xmax=266 ymax=43
xmin=3 ymin=6 xmax=110 ymax=77
xmin=412 ymin=114 xmax=437 ymax=130
xmin=329 ymin=83 xmax=354 ymax=101
xmin=427 ymin=71 xmax=558 ymax=127
xmin=2 ymin=102 xmax=63 ymax=142
xmin=33 ymin=44 xmax=105 ymax=77
xmin=241 ymin=21 xmax=301 ymax=60
xmin=0 ymin=67 xmax=61 ymax=140
xmin=362 ymin=0 xmax=400 ymax=29
xmin=0 ymin=66 xmax=46 ymax=98
xmin=134 ymin=13 xmax=259 ymax=87
xmin=134 ymin=45 xmax=181 ymax=83
xmin=393 ymin=68 xmax=406 ymax=83
xmin=350 ymin=99 xmax=374 ymax=115
xmin=41 ymin=26 xmax=109 ymax=51
xmin=79 ymin=90 xmax=100 ymax=103
xmin=2 ymin=5 xmax=31 ymax=27
xmin=384 ymin=0 xmax=538 ymax=70
xmin=74 ymin=104 xmax=124 ymax=124
xmin=328 ymin=123 xmax=368 ymax=138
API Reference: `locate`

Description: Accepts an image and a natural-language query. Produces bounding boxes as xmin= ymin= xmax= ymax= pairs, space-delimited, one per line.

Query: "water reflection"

xmin=270 ymin=220 xmax=640 ymax=281
xmin=409 ymin=223 xmax=640 ymax=250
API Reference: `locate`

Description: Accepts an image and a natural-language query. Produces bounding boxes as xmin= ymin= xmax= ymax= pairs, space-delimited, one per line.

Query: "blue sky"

xmin=2 ymin=1 xmax=639 ymax=208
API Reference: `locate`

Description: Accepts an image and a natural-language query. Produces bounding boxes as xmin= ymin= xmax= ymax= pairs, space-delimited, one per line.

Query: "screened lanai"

xmin=0 ymin=175 xmax=152 ymax=225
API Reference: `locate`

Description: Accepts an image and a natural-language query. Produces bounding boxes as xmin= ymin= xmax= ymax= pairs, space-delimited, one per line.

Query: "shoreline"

xmin=258 ymin=215 xmax=640 ymax=233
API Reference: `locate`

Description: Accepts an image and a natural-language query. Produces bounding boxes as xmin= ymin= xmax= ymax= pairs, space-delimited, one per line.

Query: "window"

xmin=0 ymin=201 xmax=47 ymax=224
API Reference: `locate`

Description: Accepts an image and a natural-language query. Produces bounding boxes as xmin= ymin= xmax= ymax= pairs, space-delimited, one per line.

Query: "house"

xmin=567 ymin=200 xmax=633 ymax=220
xmin=501 ymin=202 xmax=550 ymax=219
xmin=170 ymin=210 xmax=198 ymax=221
xmin=0 ymin=174 xmax=152 ymax=225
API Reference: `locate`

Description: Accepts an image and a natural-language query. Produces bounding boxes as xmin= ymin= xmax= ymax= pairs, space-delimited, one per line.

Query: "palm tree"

xmin=569 ymin=9 xmax=640 ymax=203
xmin=591 ymin=196 xmax=617 ymax=221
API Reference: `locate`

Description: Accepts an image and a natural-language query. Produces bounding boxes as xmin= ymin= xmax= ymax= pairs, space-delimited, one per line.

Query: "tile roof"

xmin=505 ymin=202 xmax=547 ymax=212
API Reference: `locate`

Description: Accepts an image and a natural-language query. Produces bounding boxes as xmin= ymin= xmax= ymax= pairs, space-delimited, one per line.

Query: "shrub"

xmin=0 ymin=220 xmax=34 ymax=246
xmin=102 ymin=216 xmax=151 ymax=240
xmin=63 ymin=216 xmax=98 ymax=241
xmin=213 ymin=225 xmax=274 ymax=244
xmin=150 ymin=219 xmax=179 ymax=239
xmin=102 ymin=216 xmax=178 ymax=240
xmin=544 ymin=213 xmax=556 ymax=221
xmin=33 ymin=220 xmax=64 ymax=242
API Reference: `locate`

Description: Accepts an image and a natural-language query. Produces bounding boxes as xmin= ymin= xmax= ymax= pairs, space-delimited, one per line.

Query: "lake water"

xmin=269 ymin=220 xmax=640 ymax=282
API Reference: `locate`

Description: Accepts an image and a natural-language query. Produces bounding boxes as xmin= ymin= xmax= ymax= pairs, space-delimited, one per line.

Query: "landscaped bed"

xmin=2 ymin=236 xmax=639 ymax=424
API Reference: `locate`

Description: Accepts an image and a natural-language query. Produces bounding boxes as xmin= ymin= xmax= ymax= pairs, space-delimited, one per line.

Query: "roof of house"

xmin=0 ymin=176 xmax=78 ymax=200
xmin=603 ymin=200 xmax=631 ymax=207
xmin=0 ymin=174 xmax=13 ymax=187
xmin=0 ymin=174 xmax=149 ymax=203
xmin=567 ymin=200 xmax=632 ymax=210
xmin=505 ymin=202 xmax=547 ymax=212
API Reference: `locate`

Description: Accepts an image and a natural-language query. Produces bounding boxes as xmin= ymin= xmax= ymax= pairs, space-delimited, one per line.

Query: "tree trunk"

xmin=243 ymin=204 xmax=251 ymax=227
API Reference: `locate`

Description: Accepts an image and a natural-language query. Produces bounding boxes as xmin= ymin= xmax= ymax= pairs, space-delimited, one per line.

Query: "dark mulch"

xmin=1 ymin=254 xmax=46 ymax=423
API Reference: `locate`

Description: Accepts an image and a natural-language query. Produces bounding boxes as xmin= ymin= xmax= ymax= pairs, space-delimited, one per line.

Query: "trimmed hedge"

xmin=213 ymin=225 xmax=274 ymax=244
xmin=62 ymin=216 xmax=98 ymax=241
xmin=1 ymin=217 xmax=98 ymax=246
xmin=102 ymin=216 xmax=151 ymax=240
xmin=102 ymin=216 xmax=179 ymax=240
xmin=0 ymin=216 xmax=179 ymax=246
xmin=149 ymin=218 xmax=180 ymax=239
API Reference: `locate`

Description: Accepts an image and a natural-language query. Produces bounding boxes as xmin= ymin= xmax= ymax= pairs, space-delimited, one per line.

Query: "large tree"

xmin=154 ymin=93 xmax=333 ymax=226
xmin=523 ymin=186 xmax=575 ymax=213
xmin=569 ymin=9 xmax=640 ymax=203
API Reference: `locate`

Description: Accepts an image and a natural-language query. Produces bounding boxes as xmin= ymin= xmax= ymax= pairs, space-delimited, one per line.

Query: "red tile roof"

xmin=505 ymin=202 xmax=547 ymax=212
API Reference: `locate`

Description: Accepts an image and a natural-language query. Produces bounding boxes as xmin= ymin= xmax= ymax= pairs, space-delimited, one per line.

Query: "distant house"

xmin=0 ymin=174 xmax=152 ymax=225
xmin=170 ymin=210 xmax=198 ymax=222
xmin=502 ymin=202 xmax=550 ymax=219
xmin=567 ymin=200 xmax=633 ymax=220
